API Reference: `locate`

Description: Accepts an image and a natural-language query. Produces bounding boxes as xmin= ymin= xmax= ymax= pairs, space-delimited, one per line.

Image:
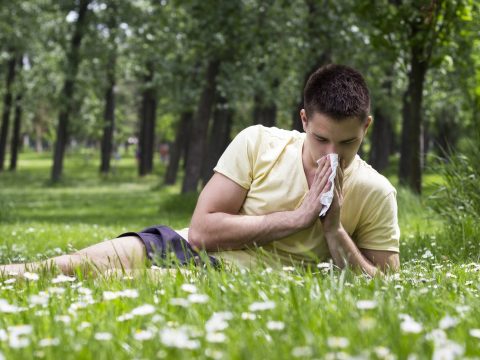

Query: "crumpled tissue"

xmin=318 ymin=153 xmax=339 ymax=217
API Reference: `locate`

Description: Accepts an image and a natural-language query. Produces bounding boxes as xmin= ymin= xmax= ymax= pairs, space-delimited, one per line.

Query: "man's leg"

xmin=0 ymin=236 xmax=147 ymax=276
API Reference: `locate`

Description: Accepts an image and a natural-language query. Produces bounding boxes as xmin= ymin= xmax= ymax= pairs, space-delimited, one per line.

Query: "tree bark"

xmin=291 ymin=52 xmax=331 ymax=131
xmin=202 ymin=95 xmax=233 ymax=185
xmin=369 ymin=107 xmax=393 ymax=173
xmin=9 ymin=92 xmax=22 ymax=171
xmin=51 ymin=0 xmax=91 ymax=182
xmin=253 ymin=93 xmax=276 ymax=127
xmin=0 ymin=51 xmax=18 ymax=172
xmin=182 ymin=59 xmax=220 ymax=193
xmin=99 ymin=5 xmax=117 ymax=174
xmin=138 ymin=62 xmax=157 ymax=176
xmin=398 ymin=46 xmax=428 ymax=194
xmin=164 ymin=111 xmax=192 ymax=185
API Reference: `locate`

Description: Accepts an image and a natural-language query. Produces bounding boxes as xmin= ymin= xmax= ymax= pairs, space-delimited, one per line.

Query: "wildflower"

xmin=77 ymin=287 xmax=92 ymax=295
xmin=133 ymin=330 xmax=154 ymax=341
xmin=206 ymin=332 xmax=227 ymax=343
xmin=327 ymin=336 xmax=349 ymax=349
xmin=23 ymin=272 xmax=39 ymax=281
xmin=0 ymin=299 xmax=27 ymax=313
xmin=52 ymin=275 xmax=76 ymax=284
xmin=48 ymin=287 xmax=66 ymax=295
xmin=249 ymin=300 xmax=276 ymax=312
xmin=282 ymin=266 xmax=295 ymax=272
xmin=54 ymin=315 xmax=71 ymax=324
xmin=29 ymin=293 xmax=49 ymax=306
xmin=3 ymin=278 xmax=16 ymax=284
xmin=8 ymin=325 xmax=32 ymax=336
xmin=356 ymin=300 xmax=377 ymax=310
xmin=439 ymin=315 xmax=459 ymax=330
xmin=373 ymin=346 xmax=393 ymax=359
xmin=170 ymin=298 xmax=190 ymax=307
xmin=317 ymin=262 xmax=332 ymax=270
xmin=291 ymin=346 xmax=313 ymax=357
xmin=399 ymin=314 xmax=423 ymax=334
xmin=131 ymin=304 xmax=155 ymax=316
xmin=205 ymin=349 xmax=223 ymax=360
xmin=39 ymin=338 xmax=60 ymax=347
xmin=103 ymin=289 xmax=139 ymax=300
xmin=188 ymin=294 xmax=209 ymax=304
xmin=205 ymin=313 xmax=231 ymax=333
xmin=77 ymin=322 xmax=91 ymax=331
xmin=266 ymin=321 xmax=285 ymax=331
xmin=94 ymin=332 xmax=113 ymax=341
xmin=9 ymin=336 xmax=30 ymax=349
xmin=469 ymin=329 xmax=480 ymax=339
xmin=160 ymin=327 xmax=200 ymax=349
xmin=117 ymin=313 xmax=134 ymax=322
xmin=0 ymin=329 xmax=7 ymax=341
xmin=181 ymin=284 xmax=197 ymax=293
xmin=432 ymin=340 xmax=464 ymax=360
xmin=241 ymin=312 xmax=257 ymax=320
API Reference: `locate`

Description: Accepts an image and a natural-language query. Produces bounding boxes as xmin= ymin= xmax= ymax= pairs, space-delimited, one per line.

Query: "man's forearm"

xmin=189 ymin=210 xmax=307 ymax=251
xmin=324 ymin=227 xmax=379 ymax=277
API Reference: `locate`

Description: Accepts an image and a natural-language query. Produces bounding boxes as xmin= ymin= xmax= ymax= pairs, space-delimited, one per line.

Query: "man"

xmin=0 ymin=64 xmax=399 ymax=278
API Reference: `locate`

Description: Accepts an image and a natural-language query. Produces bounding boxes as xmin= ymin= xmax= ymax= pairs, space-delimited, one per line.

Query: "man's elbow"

xmin=188 ymin=225 xmax=206 ymax=250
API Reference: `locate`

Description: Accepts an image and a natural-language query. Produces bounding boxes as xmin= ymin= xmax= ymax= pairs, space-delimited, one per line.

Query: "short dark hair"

xmin=303 ymin=64 xmax=370 ymax=122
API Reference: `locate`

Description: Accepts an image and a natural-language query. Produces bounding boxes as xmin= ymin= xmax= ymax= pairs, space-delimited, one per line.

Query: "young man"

xmin=1 ymin=64 xmax=399 ymax=278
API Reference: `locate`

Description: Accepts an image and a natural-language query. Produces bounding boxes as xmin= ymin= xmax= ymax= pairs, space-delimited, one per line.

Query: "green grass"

xmin=0 ymin=152 xmax=479 ymax=359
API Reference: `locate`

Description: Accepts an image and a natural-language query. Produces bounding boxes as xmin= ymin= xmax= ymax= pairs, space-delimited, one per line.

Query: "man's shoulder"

xmin=240 ymin=125 xmax=303 ymax=142
xmin=347 ymin=156 xmax=396 ymax=199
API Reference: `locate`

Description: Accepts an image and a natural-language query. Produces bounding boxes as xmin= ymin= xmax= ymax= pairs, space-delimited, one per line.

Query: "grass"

xmin=0 ymin=151 xmax=479 ymax=359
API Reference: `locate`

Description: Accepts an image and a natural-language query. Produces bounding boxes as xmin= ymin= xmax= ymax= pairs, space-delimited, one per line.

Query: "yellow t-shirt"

xmin=179 ymin=125 xmax=400 ymax=268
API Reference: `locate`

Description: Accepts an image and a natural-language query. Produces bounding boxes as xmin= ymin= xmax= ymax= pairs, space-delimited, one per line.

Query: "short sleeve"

xmin=213 ymin=126 xmax=259 ymax=190
xmin=353 ymin=191 xmax=400 ymax=253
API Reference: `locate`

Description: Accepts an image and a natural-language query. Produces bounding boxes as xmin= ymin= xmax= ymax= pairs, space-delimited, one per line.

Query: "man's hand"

xmin=321 ymin=158 xmax=345 ymax=234
xmin=294 ymin=155 xmax=333 ymax=229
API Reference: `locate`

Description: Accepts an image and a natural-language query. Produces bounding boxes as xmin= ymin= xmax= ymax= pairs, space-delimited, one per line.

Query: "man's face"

xmin=300 ymin=109 xmax=372 ymax=169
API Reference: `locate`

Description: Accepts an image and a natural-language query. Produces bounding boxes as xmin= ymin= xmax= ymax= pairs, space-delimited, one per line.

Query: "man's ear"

xmin=300 ymin=109 xmax=308 ymax=132
xmin=363 ymin=115 xmax=373 ymax=134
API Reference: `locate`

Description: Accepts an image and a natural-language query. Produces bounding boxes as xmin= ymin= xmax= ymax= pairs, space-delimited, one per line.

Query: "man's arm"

xmin=189 ymin=157 xmax=333 ymax=251
xmin=322 ymin=165 xmax=400 ymax=276
xmin=324 ymin=228 xmax=400 ymax=276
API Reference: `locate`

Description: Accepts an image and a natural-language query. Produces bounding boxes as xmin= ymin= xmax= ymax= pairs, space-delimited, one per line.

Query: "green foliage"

xmin=428 ymin=141 xmax=480 ymax=261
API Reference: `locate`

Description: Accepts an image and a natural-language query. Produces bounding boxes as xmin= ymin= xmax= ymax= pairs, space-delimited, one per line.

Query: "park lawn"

xmin=0 ymin=152 xmax=479 ymax=359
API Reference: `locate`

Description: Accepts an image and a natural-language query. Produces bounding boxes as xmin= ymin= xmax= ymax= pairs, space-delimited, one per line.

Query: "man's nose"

xmin=326 ymin=143 xmax=337 ymax=154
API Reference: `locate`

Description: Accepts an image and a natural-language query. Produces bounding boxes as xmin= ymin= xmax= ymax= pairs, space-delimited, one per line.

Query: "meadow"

xmin=0 ymin=152 xmax=479 ymax=359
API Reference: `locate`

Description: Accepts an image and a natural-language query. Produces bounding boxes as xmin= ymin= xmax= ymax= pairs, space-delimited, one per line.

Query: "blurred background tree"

xmin=0 ymin=0 xmax=478 ymax=193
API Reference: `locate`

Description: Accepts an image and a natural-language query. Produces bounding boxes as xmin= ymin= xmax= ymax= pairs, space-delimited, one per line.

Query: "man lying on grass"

xmin=1 ymin=64 xmax=400 ymax=278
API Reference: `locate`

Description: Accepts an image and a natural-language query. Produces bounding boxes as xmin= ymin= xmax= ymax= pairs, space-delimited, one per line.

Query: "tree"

xmin=0 ymin=50 xmax=19 ymax=171
xmin=51 ymin=0 xmax=91 ymax=182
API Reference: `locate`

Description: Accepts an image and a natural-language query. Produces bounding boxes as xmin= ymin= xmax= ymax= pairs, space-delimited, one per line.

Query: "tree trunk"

xmin=99 ymin=6 xmax=117 ymax=174
xmin=138 ymin=63 xmax=157 ymax=176
xmin=202 ymin=96 xmax=233 ymax=185
xmin=0 ymin=51 xmax=18 ymax=172
xmin=182 ymin=59 xmax=220 ymax=193
xmin=164 ymin=111 xmax=192 ymax=185
xmin=51 ymin=0 xmax=90 ymax=182
xmin=369 ymin=107 xmax=393 ymax=173
xmin=291 ymin=52 xmax=331 ymax=131
xmin=253 ymin=93 xmax=276 ymax=127
xmin=398 ymin=47 xmax=428 ymax=194
xmin=99 ymin=70 xmax=115 ymax=174
xmin=9 ymin=93 xmax=22 ymax=171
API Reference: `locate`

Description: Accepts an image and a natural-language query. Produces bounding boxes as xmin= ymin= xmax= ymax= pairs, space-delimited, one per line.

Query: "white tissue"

xmin=318 ymin=153 xmax=339 ymax=217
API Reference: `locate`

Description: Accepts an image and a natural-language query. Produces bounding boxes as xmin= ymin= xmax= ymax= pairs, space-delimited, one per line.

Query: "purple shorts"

xmin=118 ymin=225 xmax=219 ymax=268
